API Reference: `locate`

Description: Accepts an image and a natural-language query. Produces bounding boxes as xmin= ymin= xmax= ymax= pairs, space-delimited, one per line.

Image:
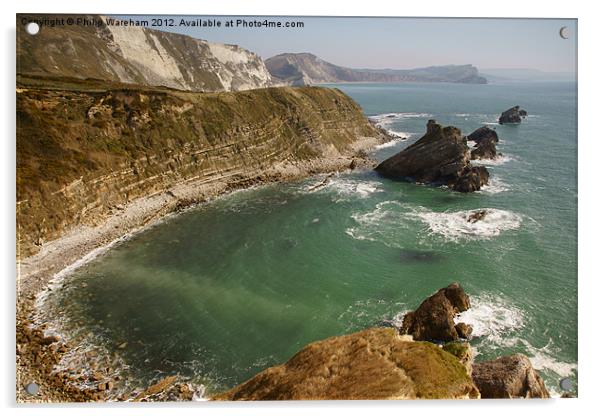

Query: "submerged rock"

xmin=375 ymin=120 xmax=489 ymax=192
xmin=400 ymin=283 xmax=471 ymax=342
xmin=398 ymin=249 xmax=443 ymax=264
xmin=467 ymin=209 xmax=488 ymax=223
xmin=472 ymin=354 xmax=550 ymax=398
xmin=499 ymin=106 xmax=527 ymax=124
xmin=212 ymin=328 xmax=480 ymax=400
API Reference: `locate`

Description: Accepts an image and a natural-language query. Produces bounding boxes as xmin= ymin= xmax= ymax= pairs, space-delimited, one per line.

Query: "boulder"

xmin=455 ymin=322 xmax=473 ymax=339
xmin=472 ymin=354 xmax=550 ymax=398
xmin=375 ymin=120 xmax=489 ymax=192
xmin=466 ymin=126 xmax=499 ymax=144
xmin=212 ymin=328 xmax=480 ymax=400
xmin=400 ymin=283 xmax=471 ymax=342
xmin=499 ymin=106 xmax=527 ymax=124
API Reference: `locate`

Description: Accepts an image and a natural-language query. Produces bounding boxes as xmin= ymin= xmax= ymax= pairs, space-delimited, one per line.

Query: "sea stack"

xmin=375 ymin=120 xmax=489 ymax=192
xmin=400 ymin=282 xmax=473 ymax=342
xmin=498 ymin=106 xmax=527 ymax=124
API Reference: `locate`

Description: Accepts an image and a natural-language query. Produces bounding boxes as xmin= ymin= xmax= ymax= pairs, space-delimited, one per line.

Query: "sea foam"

xmin=456 ymin=293 xmax=525 ymax=346
xmin=409 ymin=207 xmax=522 ymax=241
xmin=304 ymin=175 xmax=382 ymax=201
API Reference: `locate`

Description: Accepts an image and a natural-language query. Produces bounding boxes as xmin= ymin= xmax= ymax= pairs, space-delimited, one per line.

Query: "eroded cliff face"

xmin=16 ymin=78 xmax=380 ymax=257
xmin=17 ymin=14 xmax=272 ymax=92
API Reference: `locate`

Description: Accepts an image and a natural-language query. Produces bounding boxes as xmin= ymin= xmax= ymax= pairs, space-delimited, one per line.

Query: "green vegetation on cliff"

xmin=213 ymin=328 xmax=480 ymax=400
xmin=17 ymin=76 xmax=379 ymax=257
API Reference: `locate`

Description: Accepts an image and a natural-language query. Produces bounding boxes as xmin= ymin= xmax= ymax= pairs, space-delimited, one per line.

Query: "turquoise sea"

xmin=39 ymin=81 xmax=578 ymax=397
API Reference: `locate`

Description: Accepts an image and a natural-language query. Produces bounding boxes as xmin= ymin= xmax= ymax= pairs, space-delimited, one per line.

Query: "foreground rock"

xmin=212 ymin=328 xmax=480 ymax=400
xmin=400 ymin=283 xmax=472 ymax=342
xmin=499 ymin=106 xmax=528 ymax=124
xmin=472 ymin=354 xmax=550 ymax=398
xmin=375 ymin=120 xmax=489 ymax=192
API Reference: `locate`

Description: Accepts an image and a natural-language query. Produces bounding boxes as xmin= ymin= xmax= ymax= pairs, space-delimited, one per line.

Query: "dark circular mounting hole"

xmin=559 ymin=377 xmax=573 ymax=391
xmin=25 ymin=382 xmax=39 ymax=396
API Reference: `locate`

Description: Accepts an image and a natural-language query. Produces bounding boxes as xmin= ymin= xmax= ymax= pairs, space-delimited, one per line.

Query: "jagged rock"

xmin=471 ymin=137 xmax=498 ymax=160
xmin=400 ymin=283 xmax=471 ymax=342
xmin=467 ymin=126 xmax=499 ymax=144
xmin=455 ymin=323 xmax=473 ymax=339
xmin=472 ymin=354 xmax=550 ymax=398
xmin=212 ymin=328 xmax=480 ymax=400
xmin=499 ymin=106 xmax=527 ymax=124
xmin=453 ymin=166 xmax=489 ymax=192
xmin=467 ymin=210 xmax=488 ymax=223
xmin=375 ymin=120 xmax=489 ymax=192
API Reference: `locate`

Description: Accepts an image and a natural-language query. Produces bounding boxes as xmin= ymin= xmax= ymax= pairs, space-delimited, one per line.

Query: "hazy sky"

xmin=117 ymin=16 xmax=577 ymax=72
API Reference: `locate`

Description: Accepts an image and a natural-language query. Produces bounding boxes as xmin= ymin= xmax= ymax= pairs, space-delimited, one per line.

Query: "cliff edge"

xmin=17 ymin=78 xmax=383 ymax=258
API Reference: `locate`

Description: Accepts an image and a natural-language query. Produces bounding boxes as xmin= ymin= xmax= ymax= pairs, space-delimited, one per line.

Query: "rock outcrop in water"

xmin=472 ymin=354 xmax=550 ymax=398
xmin=375 ymin=120 xmax=489 ymax=192
xmin=499 ymin=106 xmax=528 ymax=124
xmin=466 ymin=126 xmax=499 ymax=160
xmin=467 ymin=126 xmax=499 ymax=144
xmin=400 ymin=282 xmax=472 ymax=342
xmin=212 ymin=328 xmax=480 ymax=400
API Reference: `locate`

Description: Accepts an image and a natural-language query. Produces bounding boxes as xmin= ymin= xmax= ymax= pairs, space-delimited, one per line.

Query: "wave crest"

xmin=410 ymin=208 xmax=522 ymax=241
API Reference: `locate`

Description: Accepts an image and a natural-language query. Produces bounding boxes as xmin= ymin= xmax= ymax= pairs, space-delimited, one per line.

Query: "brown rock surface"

xmin=375 ymin=120 xmax=489 ymax=192
xmin=472 ymin=354 xmax=550 ymax=398
xmin=401 ymin=283 xmax=471 ymax=342
xmin=213 ymin=328 xmax=480 ymax=400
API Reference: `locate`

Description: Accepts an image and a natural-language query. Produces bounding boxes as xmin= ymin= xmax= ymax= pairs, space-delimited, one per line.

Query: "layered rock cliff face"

xmin=266 ymin=53 xmax=487 ymax=85
xmin=213 ymin=328 xmax=480 ymax=400
xmin=17 ymin=15 xmax=272 ymax=92
xmin=17 ymin=77 xmax=380 ymax=257
xmin=375 ymin=120 xmax=490 ymax=192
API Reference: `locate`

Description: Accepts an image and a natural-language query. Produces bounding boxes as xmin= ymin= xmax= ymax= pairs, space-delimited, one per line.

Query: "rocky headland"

xmin=212 ymin=283 xmax=550 ymax=401
xmin=266 ymin=53 xmax=488 ymax=85
xmin=499 ymin=106 xmax=528 ymax=124
xmin=375 ymin=120 xmax=489 ymax=192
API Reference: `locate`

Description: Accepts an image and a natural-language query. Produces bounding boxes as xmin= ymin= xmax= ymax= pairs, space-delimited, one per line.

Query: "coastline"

xmin=16 ymin=135 xmax=388 ymax=402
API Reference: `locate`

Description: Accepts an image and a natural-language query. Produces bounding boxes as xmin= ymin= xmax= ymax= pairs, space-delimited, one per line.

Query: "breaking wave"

xmin=303 ymin=174 xmax=382 ymax=201
xmin=408 ymin=208 xmax=523 ymax=241
xmin=471 ymin=154 xmax=514 ymax=167
xmin=346 ymin=203 xmax=522 ymax=246
xmin=456 ymin=293 xmax=525 ymax=346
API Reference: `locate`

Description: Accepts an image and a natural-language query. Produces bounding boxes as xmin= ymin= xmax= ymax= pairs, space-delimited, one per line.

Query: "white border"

xmin=2 ymin=1 xmax=600 ymax=415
